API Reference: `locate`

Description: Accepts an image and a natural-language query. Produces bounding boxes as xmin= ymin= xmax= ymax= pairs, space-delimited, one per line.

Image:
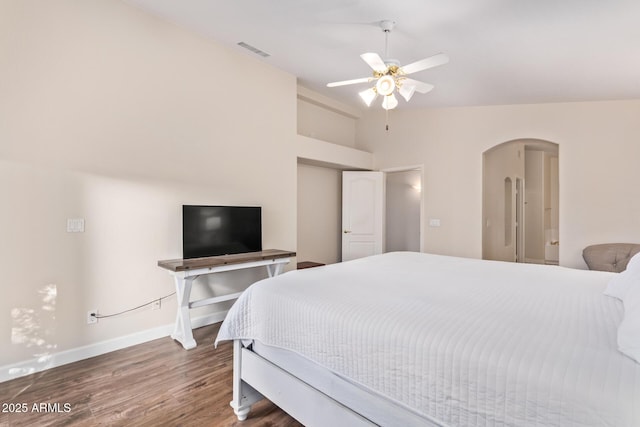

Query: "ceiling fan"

xmin=327 ymin=20 xmax=448 ymax=110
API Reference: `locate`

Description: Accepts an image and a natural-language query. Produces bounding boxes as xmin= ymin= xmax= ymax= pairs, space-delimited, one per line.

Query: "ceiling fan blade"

xmin=403 ymin=78 xmax=434 ymax=94
xmin=326 ymin=77 xmax=372 ymax=88
xmin=360 ymin=52 xmax=387 ymax=73
xmin=400 ymin=53 xmax=449 ymax=75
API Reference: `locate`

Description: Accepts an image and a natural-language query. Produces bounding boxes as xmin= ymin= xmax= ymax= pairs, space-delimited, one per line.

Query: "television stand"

xmin=158 ymin=249 xmax=296 ymax=349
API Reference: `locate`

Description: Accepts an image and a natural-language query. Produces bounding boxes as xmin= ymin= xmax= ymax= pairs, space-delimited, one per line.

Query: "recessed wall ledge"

xmin=297 ymin=85 xmax=363 ymax=119
xmin=296 ymin=134 xmax=373 ymax=171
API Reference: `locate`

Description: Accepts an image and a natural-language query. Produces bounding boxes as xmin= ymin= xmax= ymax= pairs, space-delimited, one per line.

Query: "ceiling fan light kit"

xmin=382 ymin=93 xmax=398 ymax=110
xmin=359 ymin=87 xmax=377 ymax=107
xmin=376 ymin=75 xmax=395 ymax=96
xmin=327 ymin=20 xmax=448 ymax=111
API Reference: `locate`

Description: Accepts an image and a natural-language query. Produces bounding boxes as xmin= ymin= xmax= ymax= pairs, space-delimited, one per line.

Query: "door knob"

xmin=343 ymin=230 xmax=352 ymax=234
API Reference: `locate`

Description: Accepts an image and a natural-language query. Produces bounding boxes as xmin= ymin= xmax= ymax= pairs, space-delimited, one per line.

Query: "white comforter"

xmin=216 ymin=252 xmax=640 ymax=426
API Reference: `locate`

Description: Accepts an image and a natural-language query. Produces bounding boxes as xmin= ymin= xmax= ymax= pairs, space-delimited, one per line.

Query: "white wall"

xmin=0 ymin=0 xmax=297 ymax=369
xmin=357 ymin=100 xmax=640 ymax=268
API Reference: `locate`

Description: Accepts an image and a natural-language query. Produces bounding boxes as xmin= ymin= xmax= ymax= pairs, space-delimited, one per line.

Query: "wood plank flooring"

xmin=0 ymin=323 xmax=302 ymax=426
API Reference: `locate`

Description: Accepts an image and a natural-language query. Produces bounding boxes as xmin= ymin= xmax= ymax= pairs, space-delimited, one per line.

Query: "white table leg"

xmin=171 ymin=275 xmax=197 ymax=350
xmin=266 ymin=262 xmax=285 ymax=277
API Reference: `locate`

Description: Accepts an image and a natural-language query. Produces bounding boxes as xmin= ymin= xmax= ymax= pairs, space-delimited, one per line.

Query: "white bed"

xmin=215 ymin=252 xmax=640 ymax=426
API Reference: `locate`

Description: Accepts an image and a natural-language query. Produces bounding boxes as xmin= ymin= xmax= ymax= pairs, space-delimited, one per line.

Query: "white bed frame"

xmin=230 ymin=340 xmax=439 ymax=427
xmin=230 ymin=340 xmax=374 ymax=426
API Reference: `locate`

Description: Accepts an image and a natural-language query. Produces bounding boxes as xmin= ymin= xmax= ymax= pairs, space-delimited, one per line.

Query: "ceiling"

xmin=125 ymin=0 xmax=640 ymax=110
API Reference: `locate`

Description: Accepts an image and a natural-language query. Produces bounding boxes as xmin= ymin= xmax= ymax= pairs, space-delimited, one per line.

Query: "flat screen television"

xmin=182 ymin=205 xmax=262 ymax=259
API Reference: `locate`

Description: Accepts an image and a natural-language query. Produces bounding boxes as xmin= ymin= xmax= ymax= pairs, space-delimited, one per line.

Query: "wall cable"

xmin=93 ymin=292 xmax=176 ymax=319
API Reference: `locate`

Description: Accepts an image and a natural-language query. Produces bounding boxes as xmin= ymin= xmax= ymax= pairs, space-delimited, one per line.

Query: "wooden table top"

xmin=157 ymin=249 xmax=296 ymax=272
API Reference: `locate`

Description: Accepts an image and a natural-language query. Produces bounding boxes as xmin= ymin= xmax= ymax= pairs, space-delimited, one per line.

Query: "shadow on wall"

xmin=9 ymin=284 xmax=58 ymax=379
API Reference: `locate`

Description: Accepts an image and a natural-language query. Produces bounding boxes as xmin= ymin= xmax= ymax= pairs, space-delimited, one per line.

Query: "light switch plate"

xmin=67 ymin=218 xmax=85 ymax=233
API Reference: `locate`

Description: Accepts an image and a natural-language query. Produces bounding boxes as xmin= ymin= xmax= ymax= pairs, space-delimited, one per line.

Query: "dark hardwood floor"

xmin=0 ymin=323 xmax=302 ymax=426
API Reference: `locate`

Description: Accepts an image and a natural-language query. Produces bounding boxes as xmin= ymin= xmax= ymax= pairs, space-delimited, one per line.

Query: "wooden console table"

xmin=158 ymin=249 xmax=295 ymax=349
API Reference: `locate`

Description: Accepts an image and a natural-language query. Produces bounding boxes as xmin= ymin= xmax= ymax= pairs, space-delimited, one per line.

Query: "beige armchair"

xmin=582 ymin=243 xmax=640 ymax=272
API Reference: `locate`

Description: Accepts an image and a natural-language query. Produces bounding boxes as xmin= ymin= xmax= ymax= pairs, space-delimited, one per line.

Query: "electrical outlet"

xmin=87 ymin=309 xmax=98 ymax=325
xmin=152 ymin=299 xmax=161 ymax=310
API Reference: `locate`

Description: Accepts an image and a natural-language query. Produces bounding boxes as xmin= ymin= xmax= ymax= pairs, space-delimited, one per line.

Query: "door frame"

xmin=381 ymin=165 xmax=425 ymax=252
xmin=482 ymin=139 xmax=559 ymax=263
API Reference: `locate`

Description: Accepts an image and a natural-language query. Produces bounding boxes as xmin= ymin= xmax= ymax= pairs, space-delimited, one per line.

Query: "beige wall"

xmin=357 ymin=100 xmax=640 ymax=268
xmin=296 ymin=88 xmax=368 ymax=266
xmin=297 ymin=99 xmax=357 ymax=148
xmin=0 ymin=0 xmax=297 ymax=368
xmin=524 ymin=149 xmax=545 ymax=262
xmin=297 ymin=163 xmax=342 ymax=265
xmin=5 ymin=0 xmax=639 ymax=375
xmin=386 ymin=170 xmax=421 ymax=252
xmin=297 ymin=86 xmax=361 ymax=148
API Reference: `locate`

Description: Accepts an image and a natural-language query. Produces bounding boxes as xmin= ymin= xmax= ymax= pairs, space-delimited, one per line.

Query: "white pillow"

xmin=604 ymin=252 xmax=640 ymax=300
xmin=618 ymin=281 xmax=640 ymax=363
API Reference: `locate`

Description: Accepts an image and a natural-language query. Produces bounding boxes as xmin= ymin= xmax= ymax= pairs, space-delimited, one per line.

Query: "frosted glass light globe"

xmin=376 ymin=75 xmax=395 ymax=96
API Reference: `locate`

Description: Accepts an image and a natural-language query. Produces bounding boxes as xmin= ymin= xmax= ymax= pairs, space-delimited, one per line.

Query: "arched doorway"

xmin=482 ymin=139 xmax=559 ymax=264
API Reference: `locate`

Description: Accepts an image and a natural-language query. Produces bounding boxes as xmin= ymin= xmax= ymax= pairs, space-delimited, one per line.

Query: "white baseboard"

xmin=0 ymin=310 xmax=228 ymax=384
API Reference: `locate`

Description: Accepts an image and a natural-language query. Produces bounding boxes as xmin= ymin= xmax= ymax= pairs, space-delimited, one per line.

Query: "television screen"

xmin=182 ymin=205 xmax=262 ymax=259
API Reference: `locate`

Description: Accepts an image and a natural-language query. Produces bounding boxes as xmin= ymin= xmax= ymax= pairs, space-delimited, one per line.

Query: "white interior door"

xmin=342 ymin=171 xmax=384 ymax=262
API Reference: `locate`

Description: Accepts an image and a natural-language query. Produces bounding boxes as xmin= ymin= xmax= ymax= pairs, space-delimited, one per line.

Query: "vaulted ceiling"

xmin=126 ymin=0 xmax=640 ymax=110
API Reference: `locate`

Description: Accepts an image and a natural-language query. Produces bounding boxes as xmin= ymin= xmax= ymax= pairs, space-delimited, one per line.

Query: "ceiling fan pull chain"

xmin=385 ymin=108 xmax=389 ymax=131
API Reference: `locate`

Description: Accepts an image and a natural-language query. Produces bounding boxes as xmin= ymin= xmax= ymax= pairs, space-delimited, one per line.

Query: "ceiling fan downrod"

xmin=380 ymin=20 xmax=395 ymax=63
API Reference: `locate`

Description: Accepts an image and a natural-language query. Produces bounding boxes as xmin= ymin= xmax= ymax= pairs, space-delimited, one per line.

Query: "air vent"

xmin=237 ymin=41 xmax=270 ymax=58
